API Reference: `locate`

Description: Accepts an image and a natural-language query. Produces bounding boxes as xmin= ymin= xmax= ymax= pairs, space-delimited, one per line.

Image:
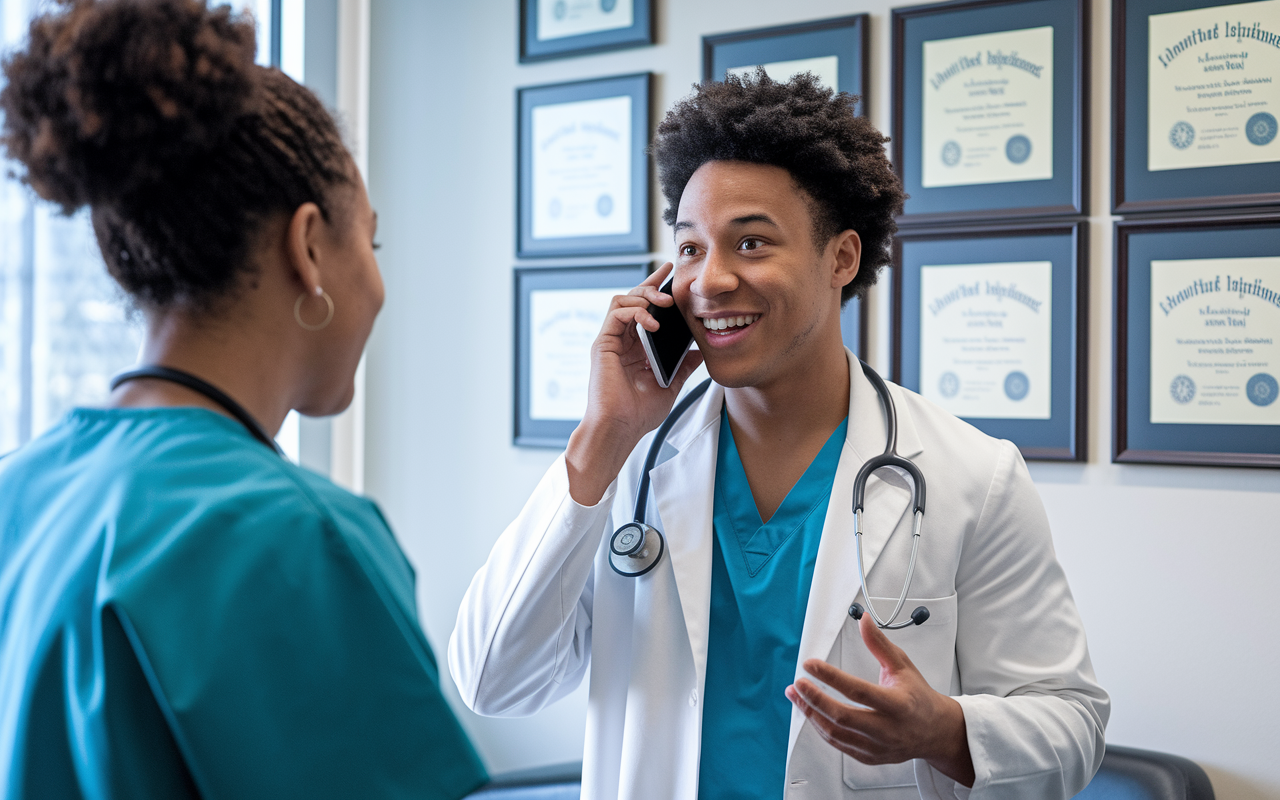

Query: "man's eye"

xmin=740 ymin=238 xmax=761 ymax=251
xmin=680 ymin=245 xmax=697 ymax=256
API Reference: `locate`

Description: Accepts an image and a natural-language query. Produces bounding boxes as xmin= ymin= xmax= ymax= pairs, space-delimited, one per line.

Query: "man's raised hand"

xmin=565 ymin=262 xmax=703 ymax=507
xmin=785 ymin=612 xmax=975 ymax=788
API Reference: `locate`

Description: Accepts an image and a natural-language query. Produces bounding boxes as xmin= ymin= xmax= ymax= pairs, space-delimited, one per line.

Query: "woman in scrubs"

xmin=0 ymin=2 xmax=486 ymax=798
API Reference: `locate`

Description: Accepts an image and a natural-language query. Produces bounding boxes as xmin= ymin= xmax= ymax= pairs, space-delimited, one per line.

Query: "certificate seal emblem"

xmin=554 ymin=0 xmax=567 ymax=20
xmin=1246 ymin=373 xmax=1278 ymax=406
xmin=548 ymin=197 xmax=562 ymax=218
xmin=1246 ymin=112 xmax=1277 ymax=146
xmin=1005 ymin=134 xmax=1032 ymax=164
xmin=938 ymin=371 xmax=960 ymax=399
xmin=596 ymin=193 xmax=614 ymax=217
xmin=1170 ymin=374 xmax=1196 ymax=404
xmin=600 ymin=0 xmax=617 ymax=10
xmin=1004 ymin=371 xmax=1030 ymax=401
xmin=1169 ymin=121 xmax=1195 ymax=150
xmin=941 ymin=140 xmax=961 ymax=167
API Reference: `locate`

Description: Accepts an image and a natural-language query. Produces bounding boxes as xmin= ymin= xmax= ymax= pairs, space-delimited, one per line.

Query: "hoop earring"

xmin=294 ymin=289 xmax=334 ymax=331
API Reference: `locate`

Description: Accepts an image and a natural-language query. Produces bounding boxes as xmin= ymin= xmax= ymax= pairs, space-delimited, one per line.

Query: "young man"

xmin=450 ymin=73 xmax=1108 ymax=800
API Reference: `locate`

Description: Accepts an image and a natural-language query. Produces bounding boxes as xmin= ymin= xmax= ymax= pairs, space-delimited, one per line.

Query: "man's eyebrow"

xmin=730 ymin=213 xmax=778 ymax=228
xmin=674 ymin=214 xmax=779 ymax=233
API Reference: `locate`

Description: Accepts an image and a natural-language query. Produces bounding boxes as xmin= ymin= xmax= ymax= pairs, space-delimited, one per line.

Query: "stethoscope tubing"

xmin=110 ymin=365 xmax=284 ymax=456
xmin=619 ymin=361 xmax=929 ymax=630
xmin=850 ymin=360 xmax=929 ymax=629
xmin=854 ymin=509 xmax=924 ymax=629
xmin=632 ymin=378 xmax=714 ymax=524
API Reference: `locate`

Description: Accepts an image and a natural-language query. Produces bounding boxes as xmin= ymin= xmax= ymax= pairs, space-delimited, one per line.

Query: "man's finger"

xmin=804 ymin=710 xmax=882 ymax=761
xmin=598 ymin=304 xmax=657 ymax=342
xmin=645 ymin=261 xmax=674 ymax=285
xmin=609 ymin=293 xmax=654 ymax=311
xmin=788 ymin=684 xmax=884 ymax=758
xmin=859 ymin=611 xmax=910 ymax=673
xmin=629 ymin=262 xmax=675 ymax=302
xmin=801 ymin=659 xmax=897 ymax=712
xmin=791 ymin=677 xmax=888 ymax=737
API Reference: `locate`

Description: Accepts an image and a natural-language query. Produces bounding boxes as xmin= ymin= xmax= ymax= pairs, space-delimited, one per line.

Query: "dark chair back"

xmin=465 ymin=761 xmax=582 ymax=800
xmin=1074 ymin=745 xmax=1215 ymax=800
xmin=465 ymin=745 xmax=1215 ymax=800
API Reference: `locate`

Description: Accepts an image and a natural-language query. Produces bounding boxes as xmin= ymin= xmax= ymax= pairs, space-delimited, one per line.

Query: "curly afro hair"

xmin=1 ymin=0 xmax=353 ymax=311
xmin=654 ymin=70 xmax=905 ymax=303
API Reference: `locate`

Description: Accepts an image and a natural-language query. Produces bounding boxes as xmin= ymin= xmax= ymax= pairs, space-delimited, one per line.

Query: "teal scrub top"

xmin=698 ymin=408 xmax=848 ymax=800
xmin=0 ymin=407 xmax=488 ymax=800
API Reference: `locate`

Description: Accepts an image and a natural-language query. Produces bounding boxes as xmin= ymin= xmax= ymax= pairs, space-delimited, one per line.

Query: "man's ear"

xmin=285 ymin=202 xmax=326 ymax=295
xmin=831 ymin=229 xmax=862 ymax=291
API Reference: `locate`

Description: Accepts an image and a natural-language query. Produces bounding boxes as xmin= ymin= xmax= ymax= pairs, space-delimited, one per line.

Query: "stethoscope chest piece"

xmin=609 ymin=523 xmax=665 ymax=577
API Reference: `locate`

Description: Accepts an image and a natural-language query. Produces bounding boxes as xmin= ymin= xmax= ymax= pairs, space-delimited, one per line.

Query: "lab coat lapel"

xmin=647 ymin=383 xmax=724 ymax=691
xmin=787 ymin=350 xmax=925 ymax=759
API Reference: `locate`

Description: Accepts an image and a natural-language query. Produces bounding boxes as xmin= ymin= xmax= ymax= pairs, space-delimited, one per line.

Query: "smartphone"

xmin=637 ymin=276 xmax=694 ymax=389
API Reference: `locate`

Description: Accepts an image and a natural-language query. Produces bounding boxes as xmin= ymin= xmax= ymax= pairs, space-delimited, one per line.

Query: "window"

xmin=0 ymin=0 xmax=305 ymax=460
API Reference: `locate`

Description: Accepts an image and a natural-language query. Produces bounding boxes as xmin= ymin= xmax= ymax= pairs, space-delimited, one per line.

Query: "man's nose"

xmin=690 ymin=247 xmax=738 ymax=298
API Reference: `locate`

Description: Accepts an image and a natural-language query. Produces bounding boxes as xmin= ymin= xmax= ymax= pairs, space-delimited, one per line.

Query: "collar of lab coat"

xmin=645 ymin=348 xmax=924 ymax=757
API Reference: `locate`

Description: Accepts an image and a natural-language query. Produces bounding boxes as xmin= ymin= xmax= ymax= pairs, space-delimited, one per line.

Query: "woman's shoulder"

xmin=6 ymin=407 xmax=402 ymax=582
xmin=64 ymin=408 xmax=421 ymax=620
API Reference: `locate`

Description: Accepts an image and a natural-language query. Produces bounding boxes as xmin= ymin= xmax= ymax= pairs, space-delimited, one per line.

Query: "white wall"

xmin=364 ymin=1 xmax=1280 ymax=796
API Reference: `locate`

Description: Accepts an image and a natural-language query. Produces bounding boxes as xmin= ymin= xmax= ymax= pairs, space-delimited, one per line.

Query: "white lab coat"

xmin=450 ymin=349 xmax=1108 ymax=800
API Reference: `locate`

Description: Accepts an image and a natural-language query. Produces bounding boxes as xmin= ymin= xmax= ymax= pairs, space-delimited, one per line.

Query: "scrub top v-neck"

xmin=698 ymin=406 xmax=848 ymax=800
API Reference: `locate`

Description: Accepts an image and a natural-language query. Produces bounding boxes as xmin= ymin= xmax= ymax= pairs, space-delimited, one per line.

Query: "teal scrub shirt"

xmin=698 ymin=408 xmax=848 ymax=800
xmin=0 ymin=407 xmax=488 ymax=800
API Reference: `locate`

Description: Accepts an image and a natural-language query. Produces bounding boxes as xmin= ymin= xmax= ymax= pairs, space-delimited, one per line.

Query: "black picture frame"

xmin=1113 ymin=214 xmax=1280 ymax=467
xmin=891 ymin=0 xmax=1089 ymax=225
xmin=517 ymin=73 xmax=651 ymax=259
xmin=515 ymin=263 xmax=650 ymax=448
xmin=702 ymin=14 xmax=868 ymax=111
xmin=1112 ymin=0 xmax=1280 ymax=215
xmin=891 ymin=221 xmax=1088 ymax=461
xmin=519 ymin=0 xmax=653 ymax=63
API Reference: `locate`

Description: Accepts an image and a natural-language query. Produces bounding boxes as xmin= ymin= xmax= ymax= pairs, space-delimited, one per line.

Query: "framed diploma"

xmin=515 ymin=263 xmax=649 ymax=448
xmin=702 ymin=15 xmax=868 ymax=105
xmin=1113 ymin=0 xmax=1280 ymax=214
xmin=1114 ymin=214 xmax=1280 ymax=467
xmin=892 ymin=222 xmax=1088 ymax=460
xmin=519 ymin=0 xmax=652 ymax=63
xmin=891 ymin=0 xmax=1089 ymax=225
xmin=517 ymin=74 xmax=650 ymax=259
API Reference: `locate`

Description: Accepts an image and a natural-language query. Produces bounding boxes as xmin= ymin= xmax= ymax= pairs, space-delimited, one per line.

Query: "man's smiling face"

xmin=671 ymin=160 xmax=855 ymax=391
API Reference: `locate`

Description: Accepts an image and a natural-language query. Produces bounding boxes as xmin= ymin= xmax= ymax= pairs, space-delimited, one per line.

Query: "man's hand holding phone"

xmin=565 ymin=262 xmax=703 ymax=507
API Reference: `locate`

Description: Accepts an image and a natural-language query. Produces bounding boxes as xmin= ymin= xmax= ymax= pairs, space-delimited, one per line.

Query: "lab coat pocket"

xmin=839 ymin=593 xmax=959 ymax=791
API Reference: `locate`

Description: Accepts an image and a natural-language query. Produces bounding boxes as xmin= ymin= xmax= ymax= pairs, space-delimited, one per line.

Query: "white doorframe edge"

xmin=330 ymin=0 xmax=371 ymax=493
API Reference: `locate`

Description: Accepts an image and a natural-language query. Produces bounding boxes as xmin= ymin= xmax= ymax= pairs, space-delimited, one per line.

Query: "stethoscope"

xmin=110 ymin=365 xmax=285 ymax=457
xmin=608 ymin=360 xmax=930 ymax=629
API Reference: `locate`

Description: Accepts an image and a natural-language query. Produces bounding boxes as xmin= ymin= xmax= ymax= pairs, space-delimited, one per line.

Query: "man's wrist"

xmin=923 ymin=696 xmax=976 ymax=788
xmin=565 ymin=417 xmax=638 ymax=507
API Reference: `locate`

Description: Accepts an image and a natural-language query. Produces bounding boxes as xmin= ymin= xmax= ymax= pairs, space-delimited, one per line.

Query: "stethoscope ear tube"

xmin=850 ymin=359 xmax=929 ymax=629
xmin=849 ymin=602 xmax=930 ymax=626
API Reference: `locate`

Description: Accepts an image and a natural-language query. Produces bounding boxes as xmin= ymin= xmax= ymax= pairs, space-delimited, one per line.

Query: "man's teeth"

xmin=701 ymin=314 xmax=760 ymax=331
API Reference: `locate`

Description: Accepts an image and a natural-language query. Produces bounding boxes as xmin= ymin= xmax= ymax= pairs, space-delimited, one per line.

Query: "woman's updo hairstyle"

xmin=0 ymin=0 xmax=353 ymax=310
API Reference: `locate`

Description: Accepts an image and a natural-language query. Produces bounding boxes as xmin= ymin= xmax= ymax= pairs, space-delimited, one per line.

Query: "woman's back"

xmin=0 ymin=408 xmax=486 ymax=800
